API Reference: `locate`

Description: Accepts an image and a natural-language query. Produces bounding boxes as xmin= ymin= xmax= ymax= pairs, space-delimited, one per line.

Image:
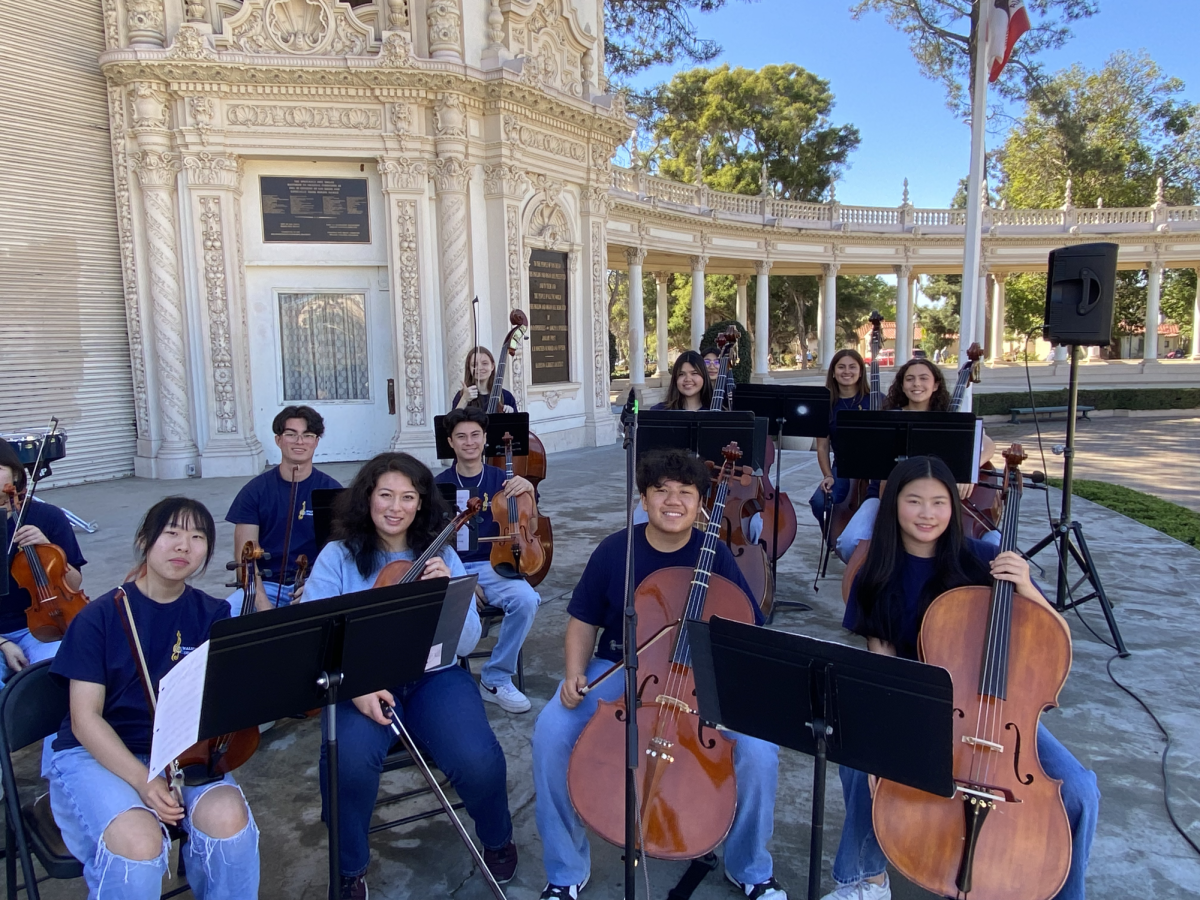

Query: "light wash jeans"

xmin=48 ymin=746 xmax=260 ymax=900
xmin=831 ymin=723 xmax=1099 ymax=900
xmin=835 ymin=498 xmax=879 ymax=563
xmin=225 ymin=581 xmax=294 ymax=616
xmin=463 ymin=560 xmax=540 ymax=689
xmin=533 ymin=658 xmax=780 ymax=887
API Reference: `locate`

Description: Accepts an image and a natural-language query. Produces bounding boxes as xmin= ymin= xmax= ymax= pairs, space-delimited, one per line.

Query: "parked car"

xmin=865 ymin=349 xmax=895 ymax=366
xmin=911 ymin=349 xmax=928 ymax=360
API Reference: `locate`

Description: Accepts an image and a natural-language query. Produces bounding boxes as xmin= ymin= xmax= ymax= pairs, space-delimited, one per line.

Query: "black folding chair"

xmin=0 ymin=661 xmax=189 ymax=899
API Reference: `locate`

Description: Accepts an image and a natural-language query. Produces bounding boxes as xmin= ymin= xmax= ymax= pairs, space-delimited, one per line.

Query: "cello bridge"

xmin=962 ymin=736 xmax=1004 ymax=753
xmin=653 ymin=695 xmax=694 ymax=715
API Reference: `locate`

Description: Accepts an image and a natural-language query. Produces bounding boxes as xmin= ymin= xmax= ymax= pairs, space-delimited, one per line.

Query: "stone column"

xmin=427 ymin=0 xmax=463 ymax=61
xmin=655 ymin=273 xmax=669 ymax=375
xmin=990 ymin=274 xmax=1007 ymax=364
xmin=182 ymin=151 xmax=264 ymax=476
xmin=822 ymin=263 xmax=839 ymax=366
xmin=130 ymin=84 xmax=198 ymax=478
xmin=894 ymin=264 xmax=912 ymax=365
xmin=690 ymin=255 xmax=708 ymax=350
xmin=754 ymin=260 xmax=772 ymax=376
xmin=976 ymin=269 xmax=990 ymax=347
xmin=626 ymin=248 xmax=647 ymax=389
xmin=432 ymin=95 xmax=472 ymax=393
xmin=736 ymin=274 xmax=749 ymax=328
xmin=1192 ymin=269 xmax=1200 ymax=359
xmin=126 ymin=0 xmax=166 ymax=47
xmin=1145 ymin=261 xmax=1162 ymax=361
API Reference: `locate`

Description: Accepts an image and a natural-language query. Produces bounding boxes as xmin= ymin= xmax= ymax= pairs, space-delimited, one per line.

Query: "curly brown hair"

xmin=884 ymin=359 xmax=950 ymax=411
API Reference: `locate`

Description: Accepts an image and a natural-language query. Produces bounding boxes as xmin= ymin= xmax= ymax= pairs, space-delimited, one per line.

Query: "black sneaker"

xmin=539 ymin=874 xmax=590 ymax=899
xmin=484 ymin=840 xmax=519 ymax=884
xmin=339 ymin=875 xmax=368 ymax=899
xmin=725 ymin=871 xmax=787 ymax=900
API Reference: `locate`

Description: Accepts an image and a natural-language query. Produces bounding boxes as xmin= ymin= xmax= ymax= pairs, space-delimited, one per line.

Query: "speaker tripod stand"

xmin=1023 ymin=344 xmax=1129 ymax=657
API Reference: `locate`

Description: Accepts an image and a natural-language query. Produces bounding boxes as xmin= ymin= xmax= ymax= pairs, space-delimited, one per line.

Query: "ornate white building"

xmin=1 ymin=0 xmax=1198 ymax=484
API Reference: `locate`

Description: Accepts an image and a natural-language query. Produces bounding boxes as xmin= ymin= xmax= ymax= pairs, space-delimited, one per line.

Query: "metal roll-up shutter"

xmin=0 ymin=3 xmax=136 ymax=485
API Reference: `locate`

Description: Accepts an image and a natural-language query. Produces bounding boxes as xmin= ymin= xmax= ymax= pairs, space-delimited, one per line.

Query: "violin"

xmin=872 ymin=445 xmax=1073 ymax=900
xmin=373 ymin=498 xmax=483 ymax=587
xmin=485 ymin=309 xmax=548 ymax=489
xmin=4 ymin=420 xmax=89 ymax=642
xmin=487 ymin=432 xmax=553 ymax=585
xmin=948 ymin=344 xmax=1004 ymax=539
xmin=567 ymin=443 xmax=760 ymax=859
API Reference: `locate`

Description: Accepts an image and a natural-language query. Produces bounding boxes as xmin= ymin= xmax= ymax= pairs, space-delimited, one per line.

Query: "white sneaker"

xmin=480 ymin=680 xmax=531 ymax=713
xmin=726 ymin=871 xmax=788 ymax=900
xmin=819 ymin=873 xmax=890 ymax=900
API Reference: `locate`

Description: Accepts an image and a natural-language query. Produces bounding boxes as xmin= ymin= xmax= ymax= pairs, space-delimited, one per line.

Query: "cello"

xmin=947 ymin=344 xmax=1003 ymax=539
xmin=567 ymin=443 xmax=760 ymax=859
xmin=486 ymin=432 xmax=553 ymax=586
xmin=872 ymin=445 xmax=1073 ymax=900
xmin=485 ymin=309 xmax=548 ymax=489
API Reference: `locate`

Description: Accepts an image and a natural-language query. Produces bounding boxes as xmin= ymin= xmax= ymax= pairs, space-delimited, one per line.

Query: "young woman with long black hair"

xmin=302 ymin=452 xmax=516 ymax=899
xmin=651 ymin=350 xmax=714 ymax=411
xmin=809 ymin=349 xmax=871 ymax=527
xmin=822 ymin=456 xmax=1098 ymax=900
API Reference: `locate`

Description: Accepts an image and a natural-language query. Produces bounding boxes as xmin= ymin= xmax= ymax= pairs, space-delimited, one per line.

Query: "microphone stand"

xmin=619 ymin=388 xmax=641 ymax=898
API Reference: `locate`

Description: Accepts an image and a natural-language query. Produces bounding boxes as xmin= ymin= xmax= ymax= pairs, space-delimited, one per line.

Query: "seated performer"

xmin=225 ymin=405 xmax=342 ymax=610
xmin=824 ymin=455 xmax=1098 ymax=900
xmin=0 ymin=441 xmax=87 ymax=684
xmin=700 ymin=345 xmax=722 ymax=381
xmin=808 ymin=350 xmax=870 ymax=527
xmin=454 ymin=347 xmax=517 ymax=412
xmin=48 ymin=497 xmax=260 ymax=899
xmin=303 ymin=452 xmax=516 ymax=899
xmin=532 ymin=449 xmax=787 ymax=900
xmin=835 ymin=358 xmax=995 ymax=562
xmin=651 ymin=350 xmax=713 ymax=411
xmin=434 ymin=407 xmax=540 ymax=713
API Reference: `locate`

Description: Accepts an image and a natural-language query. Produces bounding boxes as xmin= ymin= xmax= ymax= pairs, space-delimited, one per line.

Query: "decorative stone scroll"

xmin=505 ymin=204 xmax=528 ymax=409
xmin=395 ymin=199 xmax=426 ymax=426
xmin=183 ymin=152 xmax=242 ymax=188
xmin=226 ymin=105 xmax=381 ymax=129
xmin=378 ymin=156 xmax=427 ymax=192
xmin=219 ymin=0 xmax=374 ymax=57
xmin=198 ymin=197 xmax=239 ymax=433
xmin=590 ymin=220 xmax=608 ymax=408
xmin=506 ymin=0 xmax=597 ymax=98
xmin=502 ymin=115 xmax=586 ymax=163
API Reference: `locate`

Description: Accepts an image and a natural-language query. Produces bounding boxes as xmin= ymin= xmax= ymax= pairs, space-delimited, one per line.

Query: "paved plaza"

xmin=8 ymin=423 xmax=1200 ymax=899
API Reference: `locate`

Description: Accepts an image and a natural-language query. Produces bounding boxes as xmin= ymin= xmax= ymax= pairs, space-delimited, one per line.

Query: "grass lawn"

xmin=1048 ymin=478 xmax=1200 ymax=548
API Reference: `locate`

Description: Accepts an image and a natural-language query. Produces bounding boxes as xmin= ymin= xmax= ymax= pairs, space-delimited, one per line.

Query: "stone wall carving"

xmin=427 ymin=0 xmax=463 ymax=59
xmin=505 ymin=204 xmax=527 ymax=409
xmin=127 ymin=0 xmax=166 ymax=47
xmin=507 ymin=0 xmax=595 ymax=98
xmin=167 ymin=25 xmax=217 ymax=60
xmin=226 ymin=105 xmax=381 ymax=129
xmin=433 ymin=94 xmax=466 ymax=139
xmin=590 ymin=219 xmax=608 ymax=408
xmin=189 ymin=96 xmax=217 ymax=144
xmin=220 ymin=0 xmax=374 ymax=56
xmin=376 ymin=31 xmax=415 ymax=67
xmin=436 ymin=182 xmax=472 ymax=394
xmin=502 ymin=115 xmax=585 ymax=162
xmin=430 ymin=156 xmax=469 ymax=193
xmin=199 ymin=197 xmax=239 ymax=433
xmin=484 ymin=163 xmax=529 ymax=198
xmin=396 ymin=199 xmax=426 ymax=426
xmin=130 ymin=83 xmax=169 ymax=131
xmin=183 ymin=152 xmax=242 ymax=187
xmin=102 ymin=0 xmax=121 ymax=51
xmin=107 ymin=86 xmax=150 ymax=438
xmin=378 ymin=156 xmax=427 ymax=192
xmin=388 ymin=0 xmax=411 ymax=30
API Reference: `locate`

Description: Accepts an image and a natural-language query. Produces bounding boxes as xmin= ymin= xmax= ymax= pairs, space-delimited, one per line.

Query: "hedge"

xmin=975 ymin=388 xmax=1200 ymax=417
xmin=701 ymin=320 xmax=753 ymax=384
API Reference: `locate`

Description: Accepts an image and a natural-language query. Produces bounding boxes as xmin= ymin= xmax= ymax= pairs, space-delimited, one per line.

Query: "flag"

xmin=986 ymin=0 xmax=1031 ymax=83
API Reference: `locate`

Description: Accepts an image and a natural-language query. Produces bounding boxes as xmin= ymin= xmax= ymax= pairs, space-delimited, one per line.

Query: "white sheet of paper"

xmin=148 ymin=640 xmax=209 ymax=781
xmin=425 ymin=642 xmax=444 ymax=672
xmin=456 ymin=488 xmax=471 ymax=551
xmin=974 ymin=418 xmax=985 ymax=468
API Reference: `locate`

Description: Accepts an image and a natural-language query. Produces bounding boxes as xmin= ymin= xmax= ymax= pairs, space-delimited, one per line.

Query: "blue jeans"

xmin=835 ymin=498 xmax=879 ymax=563
xmin=832 ymin=723 xmax=1099 ymax=899
xmin=319 ymin=663 xmax=512 ymax=877
xmin=225 ymin=581 xmax=294 ymax=615
xmin=533 ymin=658 xmax=780 ymax=887
xmin=808 ymin=477 xmax=851 ymax=526
xmin=48 ymin=746 xmax=259 ymax=900
xmin=463 ymin=560 xmax=540 ymax=689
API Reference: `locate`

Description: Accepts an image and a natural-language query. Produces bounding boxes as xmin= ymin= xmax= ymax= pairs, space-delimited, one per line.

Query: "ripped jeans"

xmin=48 ymin=746 xmax=260 ymax=899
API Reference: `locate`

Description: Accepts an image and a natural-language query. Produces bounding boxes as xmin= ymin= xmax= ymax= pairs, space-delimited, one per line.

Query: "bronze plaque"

xmin=260 ymin=176 xmax=370 ymax=243
xmin=529 ymin=249 xmax=570 ymax=384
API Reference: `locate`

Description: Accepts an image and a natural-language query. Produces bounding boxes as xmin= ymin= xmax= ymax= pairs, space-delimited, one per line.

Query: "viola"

xmin=373 ymin=498 xmax=483 ymax=588
xmin=4 ymin=419 xmax=90 ymax=642
xmin=567 ymin=443 xmax=759 ymax=860
xmin=948 ymin=343 xmax=1003 ymax=539
xmin=872 ymin=445 xmax=1073 ymax=900
xmin=485 ymin=309 xmax=549 ymax=489
xmin=486 ymin=432 xmax=552 ymax=585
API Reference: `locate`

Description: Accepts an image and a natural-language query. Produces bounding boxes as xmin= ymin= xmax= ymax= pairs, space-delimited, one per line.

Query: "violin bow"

xmin=6 ymin=416 xmax=57 ymax=556
xmin=276 ymin=465 xmax=300 ymax=594
xmin=471 ymin=296 xmax=481 ymax=396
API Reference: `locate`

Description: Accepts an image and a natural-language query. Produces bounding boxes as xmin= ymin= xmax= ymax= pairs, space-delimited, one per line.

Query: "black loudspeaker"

xmin=1043 ymin=242 xmax=1118 ymax=346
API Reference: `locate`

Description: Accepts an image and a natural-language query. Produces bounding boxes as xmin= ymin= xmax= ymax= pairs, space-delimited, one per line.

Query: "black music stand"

xmin=203 ymin=579 xmax=448 ymax=899
xmin=731 ymin=385 xmax=831 ymax=619
xmin=688 ymin=617 xmax=955 ymax=900
xmin=635 ymin=410 xmax=764 ymax=469
xmin=833 ymin=411 xmax=980 ymax=483
xmin=435 ymin=412 xmax=530 ymax=459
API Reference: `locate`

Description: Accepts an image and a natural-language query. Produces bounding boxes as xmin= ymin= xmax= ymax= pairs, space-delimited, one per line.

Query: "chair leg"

xmin=516 ymin=649 xmax=525 ymax=694
xmin=6 ymin=815 xmax=17 ymax=900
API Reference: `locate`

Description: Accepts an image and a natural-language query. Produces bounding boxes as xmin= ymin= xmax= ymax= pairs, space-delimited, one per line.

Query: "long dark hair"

xmin=663 ymin=350 xmax=714 ymax=410
xmin=332 ymin=452 xmax=451 ymax=578
xmin=825 ymin=349 xmax=868 ymax=404
xmin=852 ymin=456 xmax=991 ymax=646
xmin=884 ymin=358 xmax=951 ymax=411
xmin=134 ymin=497 xmax=217 ymax=572
xmin=462 ymin=347 xmax=497 ymax=407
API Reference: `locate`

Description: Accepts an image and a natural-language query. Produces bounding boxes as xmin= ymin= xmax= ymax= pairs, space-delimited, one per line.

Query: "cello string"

xmin=972 ymin=465 xmax=1012 ymax=785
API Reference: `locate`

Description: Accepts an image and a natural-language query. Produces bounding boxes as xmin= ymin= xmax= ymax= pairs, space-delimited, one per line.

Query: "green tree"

xmin=647 ymin=64 xmax=860 ymax=201
xmin=916 ymin=303 xmax=959 ymax=357
xmin=851 ymin=0 xmax=1098 ymax=115
xmin=604 ymin=0 xmax=744 ymax=81
xmin=1162 ymin=269 xmax=1197 ymax=348
xmin=922 ymin=273 xmax=962 ymax=315
xmin=835 ymin=275 xmax=896 ymax=347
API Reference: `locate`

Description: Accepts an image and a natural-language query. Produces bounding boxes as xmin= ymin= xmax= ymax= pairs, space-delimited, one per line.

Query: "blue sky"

xmin=622 ymin=0 xmax=1200 ymax=210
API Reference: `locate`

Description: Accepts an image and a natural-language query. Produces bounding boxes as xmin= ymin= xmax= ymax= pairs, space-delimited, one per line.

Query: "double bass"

xmin=872 ymin=445 xmax=1073 ymax=900
xmin=947 ymin=344 xmax=1003 ymax=539
xmin=568 ymin=443 xmax=760 ymax=859
xmin=485 ymin=309 xmax=548 ymax=490
xmin=486 ymin=432 xmax=553 ymax=586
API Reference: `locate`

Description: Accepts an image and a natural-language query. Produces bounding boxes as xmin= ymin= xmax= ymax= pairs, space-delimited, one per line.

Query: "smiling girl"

xmin=652 ymin=350 xmax=714 ymax=411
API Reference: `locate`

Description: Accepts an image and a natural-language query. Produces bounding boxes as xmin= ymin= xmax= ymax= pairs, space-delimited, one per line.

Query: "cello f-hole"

xmin=1006 ymin=722 xmax=1035 ymax=786
xmin=637 ymin=673 xmax=659 ymax=702
xmin=697 ymin=719 xmax=717 ymax=750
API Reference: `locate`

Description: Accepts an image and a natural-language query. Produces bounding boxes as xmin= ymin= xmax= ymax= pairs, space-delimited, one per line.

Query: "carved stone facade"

xmin=93 ymin=0 xmax=623 ymax=474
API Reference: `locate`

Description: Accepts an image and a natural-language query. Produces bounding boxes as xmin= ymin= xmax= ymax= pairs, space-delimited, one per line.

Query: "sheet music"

xmin=148 ymin=640 xmax=209 ymax=780
xmin=974 ymin=418 xmax=984 ymax=467
xmin=456 ymin=488 xmax=471 ymax=551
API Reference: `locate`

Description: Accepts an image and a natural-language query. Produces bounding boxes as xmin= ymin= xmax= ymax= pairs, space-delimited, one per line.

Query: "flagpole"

xmin=959 ymin=3 xmax=991 ymax=392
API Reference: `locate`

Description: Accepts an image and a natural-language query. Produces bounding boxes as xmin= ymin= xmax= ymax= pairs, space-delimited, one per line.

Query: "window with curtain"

xmin=278 ymin=291 xmax=370 ymax=401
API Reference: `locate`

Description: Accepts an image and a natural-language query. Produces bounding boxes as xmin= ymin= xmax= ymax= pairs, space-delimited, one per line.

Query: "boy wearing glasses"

xmin=225 ymin=405 xmax=342 ymax=611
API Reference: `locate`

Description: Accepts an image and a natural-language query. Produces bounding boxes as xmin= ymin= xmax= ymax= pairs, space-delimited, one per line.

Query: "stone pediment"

xmin=216 ymin=0 xmax=375 ymax=57
xmin=502 ymin=0 xmax=597 ymax=99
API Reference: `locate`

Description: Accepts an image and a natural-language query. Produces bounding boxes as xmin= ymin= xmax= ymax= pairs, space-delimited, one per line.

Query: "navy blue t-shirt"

xmin=2 ymin=501 xmax=87 ymax=632
xmin=225 ymin=466 xmax=342 ymax=582
xmin=843 ymin=538 xmax=998 ymax=660
xmin=828 ymin=394 xmax=870 ymax=446
xmin=51 ymin=583 xmax=230 ymax=755
xmin=434 ymin=464 xmax=507 ymax=564
xmin=452 ymin=389 xmax=518 ymax=412
xmin=569 ymin=524 xmax=762 ymax=663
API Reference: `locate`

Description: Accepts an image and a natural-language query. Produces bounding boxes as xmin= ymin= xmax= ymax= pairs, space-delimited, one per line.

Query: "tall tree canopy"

xmin=851 ymin=0 xmax=1098 ymax=115
xmin=604 ymin=0 xmax=736 ymax=81
xmin=644 ymin=64 xmax=861 ymax=201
